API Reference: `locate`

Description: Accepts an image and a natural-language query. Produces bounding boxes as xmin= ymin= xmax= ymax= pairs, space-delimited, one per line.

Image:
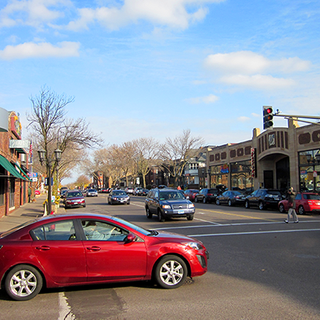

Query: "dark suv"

xmin=195 ymin=188 xmax=218 ymax=203
xmin=244 ymin=189 xmax=282 ymax=210
xmin=145 ymin=188 xmax=195 ymax=221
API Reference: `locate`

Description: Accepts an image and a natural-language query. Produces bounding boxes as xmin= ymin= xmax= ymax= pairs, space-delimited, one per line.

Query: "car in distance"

xmin=86 ymin=188 xmax=98 ymax=197
xmin=145 ymin=188 xmax=195 ymax=221
xmin=0 ymin=213 xmax=208 ymax=301
xmin=195 ymin=188 xmax=218 ymax=203
xmin=216 ymin=190 xmax=246 ymax=206
xmin=278 ymin=192 xmax=320 ymax=215
xmin=244 ymin=189 xmax=282 ymax=210
xmin=64 ymin=190 xmax=86 ymax=209
xmin=108 ymin=190 xmax=130 ymax=205
xmin=184 ymin=189 xmax=199 ymax=202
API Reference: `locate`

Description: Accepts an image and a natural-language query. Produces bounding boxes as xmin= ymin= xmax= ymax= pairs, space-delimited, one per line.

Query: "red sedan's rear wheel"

xmin=5 ymin=265 xmax=43 ymax=301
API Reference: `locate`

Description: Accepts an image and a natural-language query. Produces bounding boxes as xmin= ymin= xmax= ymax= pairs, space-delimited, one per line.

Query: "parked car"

xmin=216 ymin=190 xmax=246 ymax=206
xmin=125 ymin=187 xmax=134 ymax=194
xmin=278 ymin=192 xmax=320 ymax=215
xmin=133 ymin=187 xmax=143 ymax=195
xmin=60 ymin=189 xmax=69 ymax=201
xmin=99 ymin=188 xmax=109 ymax=193
xmin=35 ymin=190 xmax=40 ymax=195
xmin=0 ymin=213 xmax=208 ymax=301
xmin=139 ymin=188 xmax=149 ymax=196
xmin=244 ymin=189 xmax=282 ymax=210
xmin=64 ymin=190 xmax=86 ymax=209
xmin=195 ymin=188 xmax=218 ymax=203
xmin=184 ymin=189 xmax=199 ymax=202
xmin=145 ymin=188 xmax=195 ymax=221
xmin=108 ymin=190 xmax=130 ymax=205
xmin=86 ymin=188 xmax=98 ymax=197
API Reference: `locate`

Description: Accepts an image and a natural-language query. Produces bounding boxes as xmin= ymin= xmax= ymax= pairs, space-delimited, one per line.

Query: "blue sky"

xmin=1 ymin=0 xmax=319 ymax=148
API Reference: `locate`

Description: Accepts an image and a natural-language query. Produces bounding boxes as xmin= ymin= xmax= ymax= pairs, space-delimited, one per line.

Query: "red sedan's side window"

xmin=31 ymin=220 xmax=76 ymax=241
xmin=81 ymin=220 xmax=129 ymax=241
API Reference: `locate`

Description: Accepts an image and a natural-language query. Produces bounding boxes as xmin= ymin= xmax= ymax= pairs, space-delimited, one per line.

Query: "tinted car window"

xmin=306 ymin=194 xmax=320 ymax=200
xmin=81 ymin=220 xmax=129 ymax=241
xmin=31 ymin=220 xmax=76 ymax=241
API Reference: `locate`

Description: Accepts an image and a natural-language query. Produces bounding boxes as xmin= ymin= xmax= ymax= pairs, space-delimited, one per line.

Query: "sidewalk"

xmin=0 ymin=194 xmax=66 ymax=233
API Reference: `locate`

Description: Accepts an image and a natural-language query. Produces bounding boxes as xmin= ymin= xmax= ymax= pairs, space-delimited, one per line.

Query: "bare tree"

xmin=160 ymin=129 xmax=204 ymax=187
xmin=27 ymin=86 xmax=102 ymax=212
xmin=134 ymin=137 xmax=160 ymax=188
xmin=27 ymin=86 xmax=102 ymax=178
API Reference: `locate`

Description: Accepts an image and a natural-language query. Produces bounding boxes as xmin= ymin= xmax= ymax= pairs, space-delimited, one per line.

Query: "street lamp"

xmin=38 ymin=148 xmax=62 ymax=215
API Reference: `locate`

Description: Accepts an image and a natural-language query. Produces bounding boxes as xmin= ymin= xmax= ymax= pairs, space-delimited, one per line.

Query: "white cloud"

xmin=0 ymin=41 xmax=80 ymax=60
xmin=220 ymin=74 xmax=296 ymax=90
xmin=67 ymin=0 xmax=223 ymax=31
xmin=203 ymin=51 xmax=309 ymax=91
xmin=204 ymin=51 xmax=310 ymax=75
xmin=186 ymin=94 xmax=219 ymax=104
xmin=0 ymin=0 xmax=72 ymax=28
xmin=238 ymin=116 xmax=250 ymax=122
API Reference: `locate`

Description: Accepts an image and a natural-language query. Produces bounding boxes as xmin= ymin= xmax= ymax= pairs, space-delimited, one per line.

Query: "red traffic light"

xmin=265 ymin=107 xmax=272 ymax=114
xmin=263 ymin=106 xmax=273 ymax=129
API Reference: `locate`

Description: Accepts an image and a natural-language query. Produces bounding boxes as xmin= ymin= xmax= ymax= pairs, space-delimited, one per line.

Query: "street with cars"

xmin=1 ymin=192 xmax=320 ymax=319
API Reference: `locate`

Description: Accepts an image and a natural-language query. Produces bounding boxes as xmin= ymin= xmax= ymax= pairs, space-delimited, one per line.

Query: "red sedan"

xmin=0 ymin=213 xmax=208 ymax=301
xmin=278 ymin=192 xmax=320 ymax=215
xmin=184 ymin=189 xmax=199 ymax=202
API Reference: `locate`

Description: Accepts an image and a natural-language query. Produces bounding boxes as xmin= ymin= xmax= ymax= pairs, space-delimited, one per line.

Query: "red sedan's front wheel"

xmin=154 ymin=255 xmax=187 ymax=289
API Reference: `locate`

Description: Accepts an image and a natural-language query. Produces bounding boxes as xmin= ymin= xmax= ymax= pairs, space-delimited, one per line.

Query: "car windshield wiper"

xmin=148 ymin=230 xmax=159 ymax=236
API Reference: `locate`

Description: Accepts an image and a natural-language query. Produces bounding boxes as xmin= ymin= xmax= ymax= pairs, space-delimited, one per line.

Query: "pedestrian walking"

xmin=284 ymin=187 xmax=299 ymax=223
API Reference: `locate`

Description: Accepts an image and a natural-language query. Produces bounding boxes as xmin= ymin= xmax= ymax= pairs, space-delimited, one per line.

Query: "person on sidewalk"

xmin=284 ymin=187 xmax=299 ymax=223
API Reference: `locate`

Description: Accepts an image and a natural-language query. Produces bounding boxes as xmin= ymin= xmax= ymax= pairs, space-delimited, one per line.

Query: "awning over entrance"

xmin=14 ymin=162 xmax=32 ymax=181
xmin=0 ymin=155 xmax=27 ymax=180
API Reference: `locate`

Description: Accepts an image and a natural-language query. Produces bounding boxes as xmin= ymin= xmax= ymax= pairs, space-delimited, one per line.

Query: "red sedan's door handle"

xmin=86 ymin=246 xmax=101 ymax=251
xmin=35 ymin=246 xmax=50 ymax=251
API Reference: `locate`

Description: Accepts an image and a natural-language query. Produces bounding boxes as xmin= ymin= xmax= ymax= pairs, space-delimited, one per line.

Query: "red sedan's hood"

xmin=151 ymin=230 xmax=197 ymax=242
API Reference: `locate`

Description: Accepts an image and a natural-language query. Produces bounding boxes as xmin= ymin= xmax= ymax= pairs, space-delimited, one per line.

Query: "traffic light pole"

xmin=273 ymin=112 xmax=320 ymax=126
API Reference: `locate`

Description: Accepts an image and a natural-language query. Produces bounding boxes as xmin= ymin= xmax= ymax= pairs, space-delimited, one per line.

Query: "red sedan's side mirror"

xmin=125 ymin=233 xmax=136 ymax=244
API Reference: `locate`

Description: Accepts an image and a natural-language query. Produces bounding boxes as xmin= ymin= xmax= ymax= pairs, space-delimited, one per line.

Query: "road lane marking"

xmin=197 ymin=208 xmax=277 ymax=221
xmin=59 ymin=292 xmax=75 ymax=320
xmin=188 ymin=228 xmax=320 ymax=237
xmin=156 ymin=220 xmax=320 ymax=230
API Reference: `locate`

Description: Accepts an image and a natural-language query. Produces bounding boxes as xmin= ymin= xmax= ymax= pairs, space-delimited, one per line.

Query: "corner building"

xmin=0 ymin=107 xmax=31 ymax=218
xmin=207 ymin=119 xmax=320 ymax=193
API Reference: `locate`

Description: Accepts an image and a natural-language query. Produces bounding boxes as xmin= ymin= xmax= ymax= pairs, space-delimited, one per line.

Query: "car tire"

xmin=187 ymin=214 xmax=194 ymax=221
xmin=127 ymin=202 xmax=130 ymax=205
xmin=216 ymin=199 xmax=220 ymax=205
xmin=195 ymin=197 xmax=198 ymax=203
xmin=202 ymin=197 xmax=206 ymax=204
xmin=228 ymin=199 xmax=232 ymax=206
xmin=146 ymin=207 xmax=152 ymax=219
xmin=154 ymin=255 xmax=187 ymax=289
xmin=258 ymin=201 xmax=264 ymax=210
xmin=83 ymin=204 xmax=86 ymax=208
xmin=158 ymin=209 xmax=165 ymax=222
xmin=279 ymin=204 xmax=285 ymax=213
xmin=5 ymin=264 xmax=43 ymax=301
xmin=298 ymin=205 xmax=305 ymax=215
xmin=245 ymin=200 xmax=249 ymax=209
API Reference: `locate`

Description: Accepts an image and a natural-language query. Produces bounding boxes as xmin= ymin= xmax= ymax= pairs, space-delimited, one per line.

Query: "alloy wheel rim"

xmin=160 ymin=260 xmax=184 ymax=286
xmin=10 ymin=270 xmax=37 ymax=297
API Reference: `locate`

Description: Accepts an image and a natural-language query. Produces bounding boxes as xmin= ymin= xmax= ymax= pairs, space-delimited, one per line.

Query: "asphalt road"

xmin=1 ymin=194 xmax=320 ymax=320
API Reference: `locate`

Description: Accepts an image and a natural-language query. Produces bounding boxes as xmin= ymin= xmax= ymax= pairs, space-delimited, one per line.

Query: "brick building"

xmin=0 ymin=107 xmax=31 ymax=218
xmin=205 ymin=119 xmax=320 ymax=194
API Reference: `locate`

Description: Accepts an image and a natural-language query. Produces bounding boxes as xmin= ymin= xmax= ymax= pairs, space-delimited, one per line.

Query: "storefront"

xmin=206 ymin=119 xmax=320 ymax=194
xmin=0 ymin=109 xmax=31 ymax=218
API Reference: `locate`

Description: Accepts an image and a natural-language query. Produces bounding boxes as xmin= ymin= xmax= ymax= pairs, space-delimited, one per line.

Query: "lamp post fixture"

xmin=38 ymin=148 xmax=62 ymax=215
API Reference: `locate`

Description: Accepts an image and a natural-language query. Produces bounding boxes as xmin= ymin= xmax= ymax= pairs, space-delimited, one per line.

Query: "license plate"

xmin=177 ymin=210 xmax=184 ymax=214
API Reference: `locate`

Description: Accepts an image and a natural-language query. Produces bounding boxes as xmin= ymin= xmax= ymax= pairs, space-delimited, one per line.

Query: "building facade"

xmin=0 ymin=108 xmax=31 ymax=218
xmin=206 ymin=119 xmax=320 ymax=194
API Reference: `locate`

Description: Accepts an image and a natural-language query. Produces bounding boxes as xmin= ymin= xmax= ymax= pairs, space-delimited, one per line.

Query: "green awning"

xmin=0 ymin=155 xmax=27 ymax=180
xmin=14 ymin=162 xmax=32 ymax=181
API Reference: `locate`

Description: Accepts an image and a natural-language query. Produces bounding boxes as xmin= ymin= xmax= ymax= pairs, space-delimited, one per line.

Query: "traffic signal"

xmin=263 ymin=106 xmax=273 ymax=129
